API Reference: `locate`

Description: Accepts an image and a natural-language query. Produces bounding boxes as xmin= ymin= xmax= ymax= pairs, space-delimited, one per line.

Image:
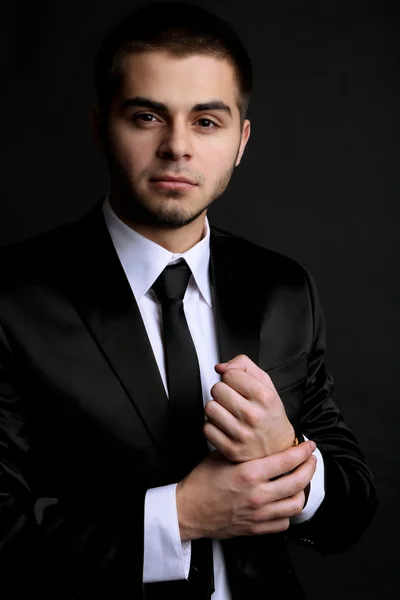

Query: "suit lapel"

xmin=210 ymin=228 xmax=261 ymax=366
xmin=64 ymin=203 xmax=263 ymax=461
xmin=65 ymin=202 xmax=174 ymax=462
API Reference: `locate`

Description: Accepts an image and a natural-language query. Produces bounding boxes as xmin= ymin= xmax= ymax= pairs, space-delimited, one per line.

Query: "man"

xmin=0 ymin=2 xmax=377 ymax=599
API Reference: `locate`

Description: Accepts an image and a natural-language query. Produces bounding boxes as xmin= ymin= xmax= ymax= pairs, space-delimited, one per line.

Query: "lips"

xmin=150 ymin=175 xmax=197 ymax=185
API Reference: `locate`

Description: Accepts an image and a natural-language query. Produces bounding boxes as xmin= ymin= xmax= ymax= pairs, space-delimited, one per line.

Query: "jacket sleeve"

xmin=288 ymin=270 xmax=378 ymax=554
xmin=0 ymin=322 xmax=145 ymax=599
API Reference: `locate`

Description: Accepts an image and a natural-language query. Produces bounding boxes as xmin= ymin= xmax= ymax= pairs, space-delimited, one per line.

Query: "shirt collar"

xmin=102 ymin=194 xmax=212 ymax=307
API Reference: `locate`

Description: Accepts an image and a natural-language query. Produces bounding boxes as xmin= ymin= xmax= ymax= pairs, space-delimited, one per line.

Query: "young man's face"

xmin=99 ymin=50 xmax=250 ymax=228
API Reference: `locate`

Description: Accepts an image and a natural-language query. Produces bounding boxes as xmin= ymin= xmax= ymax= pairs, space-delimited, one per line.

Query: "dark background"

xmin=2 ymin=0 xmax=399 ymax=597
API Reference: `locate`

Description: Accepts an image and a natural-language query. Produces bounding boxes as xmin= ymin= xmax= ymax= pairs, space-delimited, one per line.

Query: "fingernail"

xmin=310 ymin=441 xmax=316 ymax=451
xmin=312 ymin=455 xmax=317 ymax=463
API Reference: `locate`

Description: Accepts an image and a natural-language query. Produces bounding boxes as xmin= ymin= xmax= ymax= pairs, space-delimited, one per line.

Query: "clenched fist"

xmin=204 ymin=354 xmax=296 ymax=462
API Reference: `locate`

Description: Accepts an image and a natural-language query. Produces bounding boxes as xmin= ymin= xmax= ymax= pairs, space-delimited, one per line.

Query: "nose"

xmin=156 ymin=120 xmax=193 ymax=161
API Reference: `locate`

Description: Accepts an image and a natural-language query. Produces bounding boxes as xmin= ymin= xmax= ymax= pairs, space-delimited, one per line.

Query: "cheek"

xmin=108 ymin=126 xmax=152 ymax=168
xmin=199 ymin=133 xmax=240 ymax=172
xmin=202 ymin=148 xmax=236 ymax=180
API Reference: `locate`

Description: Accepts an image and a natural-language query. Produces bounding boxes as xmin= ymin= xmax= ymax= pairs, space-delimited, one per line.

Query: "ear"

xmin=90 ymin=104 xmax=106 ymax=153
xmin=235 ymin=119 xmax=251 ymax=167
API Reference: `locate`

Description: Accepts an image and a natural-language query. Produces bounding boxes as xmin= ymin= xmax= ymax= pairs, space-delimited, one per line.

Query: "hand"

xmin=204 ymin=354 xmax=295 ymax=462
xmin=176 ymin=441 xmax=317 ymax=541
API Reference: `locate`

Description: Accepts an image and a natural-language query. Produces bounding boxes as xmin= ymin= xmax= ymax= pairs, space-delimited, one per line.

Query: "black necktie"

xmin=149 ymin=260 xmax=214 ymax=599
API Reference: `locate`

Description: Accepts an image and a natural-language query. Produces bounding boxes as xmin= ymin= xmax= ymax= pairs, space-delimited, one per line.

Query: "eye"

xmin=196 ymin=118 xmax=217 ymax=128
xmin=134 ymin=113 xmax=158 ymax=123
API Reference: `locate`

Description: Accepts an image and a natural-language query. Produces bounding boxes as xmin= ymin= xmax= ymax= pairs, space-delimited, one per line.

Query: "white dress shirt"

xmin=103 ymin=196 xmax=325 ymax=599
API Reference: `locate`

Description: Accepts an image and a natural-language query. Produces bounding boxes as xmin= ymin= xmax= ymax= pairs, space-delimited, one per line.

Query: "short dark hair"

xmin=94 ymin=1 xmax=253 ymax=124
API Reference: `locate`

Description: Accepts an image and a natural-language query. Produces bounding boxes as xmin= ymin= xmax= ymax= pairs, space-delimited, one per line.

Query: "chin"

xmin=114 ymin=184 xmax=208 ymax=228
xmin=153 ymin=205 xmax=204 ymax=229
xmin=138 ymin=190 xmax=205 ymax=228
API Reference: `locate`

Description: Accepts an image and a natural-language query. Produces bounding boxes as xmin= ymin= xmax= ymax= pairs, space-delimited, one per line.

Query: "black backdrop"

xmin=2 ymin=1 xmax=399 ymax=598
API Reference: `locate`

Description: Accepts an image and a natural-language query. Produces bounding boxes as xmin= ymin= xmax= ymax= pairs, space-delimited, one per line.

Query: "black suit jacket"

xmin=0 ymin=201 xmax=377 ymax=599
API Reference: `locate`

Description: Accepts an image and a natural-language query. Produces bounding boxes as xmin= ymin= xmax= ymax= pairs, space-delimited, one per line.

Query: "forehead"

xmin=116 ymin=50 xmax=240 ymax=113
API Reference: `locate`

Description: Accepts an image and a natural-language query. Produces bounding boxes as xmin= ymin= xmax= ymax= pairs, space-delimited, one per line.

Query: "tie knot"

xmin=152 ymin=261 xmax=192 ymax=303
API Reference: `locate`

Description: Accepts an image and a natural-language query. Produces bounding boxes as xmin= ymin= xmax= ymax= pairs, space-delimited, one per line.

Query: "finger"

xmin=218 ymin=368 xmax=274 ymax=403
xmin=211 ymin=381 xmax=248 ymax=419
xmin=248 ymin=492 xmax=306 ymax=534
xmin=262 ymin=455 xmax=317 ymax=504
xmin=203 ymin=421 xmax=239 ymax=460
xmin=245 ymin=517 xmax=291 ymax=536
xmin=209 ymin=380 xmax=246 ymax=419
xmin=204 ymin=399 xmax=243 ymax=438
xmin=215 ymin=354 xmax=273 ymax=388
xmin=252 ymin=491 xmax=305 ymax=521
xmin=250 ymin=441 xmax=316 ymax=482
xmin=215 ymin=354 xmax=254 ymax=373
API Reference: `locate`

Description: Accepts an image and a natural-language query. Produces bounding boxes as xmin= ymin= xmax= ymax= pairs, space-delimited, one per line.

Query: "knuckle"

xmin=222 ymin=368 xmax=236 ymax=384
xmin=238 ymin=464 xmax=258 ymax=486
xmin=211 ymin=382 xmax=224 ymax=398
xmin=255 ymin=384 xmax=270 ymax=404
xmin=219 ymin=440 xmax=239 ymax=462
xmin=292 ymin=472 xmax=305 ymax=494
xmin=291 ymin=494 xmax=305 ymax=516
xmin=249 ymin=522 xmax=263 ymax=535
xmin=303 ymin=444 xmax=314 ymax=459
xmin=281 ymin=518 xmax=290 ymax=531
xmin=224 ymin=444 xmax=240 ymax=463
xmin=204 ymin=400 xmax=213 ymax=416
xmin=203 ymin=422 xmax=215 ymax=441
xmin=205 ymin=400 xmax=218 ymax=417
xmin=248 ymin=494 xmax=263 ymax=510
xmin=241 ymin=406 xmax=260 ymax=428
xmin=237 ymin=425 xmax=253 ymax=443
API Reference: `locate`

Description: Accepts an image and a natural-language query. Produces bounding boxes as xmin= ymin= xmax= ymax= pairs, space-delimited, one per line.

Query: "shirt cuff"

xmin=290 ymin=434 xmax=326 ymax=524
xmin=143 ymin=483 xmax=191 ymax=582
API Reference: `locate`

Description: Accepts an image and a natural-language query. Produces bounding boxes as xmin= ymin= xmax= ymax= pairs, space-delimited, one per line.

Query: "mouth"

xmin=149 ymin=176 xmax=198 ymax=190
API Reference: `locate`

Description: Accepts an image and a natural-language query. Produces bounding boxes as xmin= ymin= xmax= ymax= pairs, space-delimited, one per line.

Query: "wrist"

xmin=281 ymin=426 xmax=300 ymax=452
xmin=176 ymin=480 xmax=204 ymax=542
xmin=275 ymin=423 xmax=297 ymax=454
xmin=270 ymin=430 xmax=305 ymax=481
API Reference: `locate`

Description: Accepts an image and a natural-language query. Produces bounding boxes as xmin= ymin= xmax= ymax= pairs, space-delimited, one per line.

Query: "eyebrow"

xmin=121 ymin=96 xmax=233 ymax=119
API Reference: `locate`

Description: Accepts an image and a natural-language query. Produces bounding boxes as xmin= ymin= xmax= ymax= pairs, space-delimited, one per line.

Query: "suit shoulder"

xmin=210 ymin=224 xmax=309 ymax=284
xmin=0 ymin=220 xmax=79 ymax=291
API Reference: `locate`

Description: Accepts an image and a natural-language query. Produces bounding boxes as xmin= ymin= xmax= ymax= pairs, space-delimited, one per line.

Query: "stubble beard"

xmin=108 ymin=159 xmax=238 ymax=230
xmin=151 ymin=163 xmax=236 ymax=228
